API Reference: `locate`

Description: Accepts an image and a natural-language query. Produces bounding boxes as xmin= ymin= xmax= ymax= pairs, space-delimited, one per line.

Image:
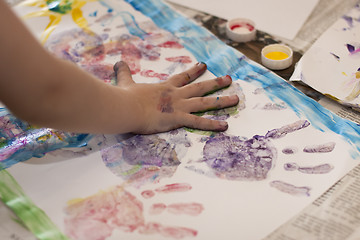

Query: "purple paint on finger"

xmin=303 ymin=142 xmax=335 ymax=153
xmin=270 ymin=181 xmax=311 ymax=197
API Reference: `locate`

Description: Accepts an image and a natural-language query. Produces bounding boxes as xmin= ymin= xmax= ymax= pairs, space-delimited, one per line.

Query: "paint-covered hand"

xmin=114 ymin=61 xmax=239 ymax=134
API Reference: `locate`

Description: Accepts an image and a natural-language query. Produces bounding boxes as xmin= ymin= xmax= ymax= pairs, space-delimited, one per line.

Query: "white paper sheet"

xmin=167 ymin=0 xmax=319 ymax=39
xmin=291 ymin=2 xmax=360 ymax=109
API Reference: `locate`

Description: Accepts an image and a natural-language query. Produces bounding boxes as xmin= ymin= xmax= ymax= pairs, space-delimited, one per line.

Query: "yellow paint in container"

xmin=265 ymin=51 xmax=289 ymax=61
xmin=261 ymin=44 xmax=293 ymax=70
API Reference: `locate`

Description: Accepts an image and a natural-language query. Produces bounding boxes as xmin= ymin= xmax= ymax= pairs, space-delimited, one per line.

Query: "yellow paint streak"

xmin=18 ymin=0 xmax=96 ymax=44
xmin=345 ymin=81 xmax=360 ymax=101
xmin=19 ymin=0 xmax=46 ymax=8
xmin=66 ymin=197 xmax=84 ymax=205
xmin=342 ymin=72 xmax=348 ymax=76
xmin=37 ymin=134 xmax=51 ymax=142
xmin=41 ymin=14 xmax=62 ymax=43
xmin=265 ymin=51 xmax=289 ymax=60
xmin=66 ymin=186 xmax=126 ymax=206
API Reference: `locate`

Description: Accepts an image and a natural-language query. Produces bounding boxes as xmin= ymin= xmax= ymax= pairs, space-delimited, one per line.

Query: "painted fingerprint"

xmin=149 ymin=202 xmax=204 ymax=216
xmin=64 ymin=185 xmax=199 ymax=240
xmin=303 ymin=142 xmax=336 ymax=153
xmin=261 ymin=102 xmax=287 ymax=110
xmin=282 ymin=147 xmax=298 ymax=154
xmin=270 ymin=181 xmax=311 ymax=197
xmin=200 ymin=120 xmax=310 ymax=181
xmin=141 ymin=183 xmax=192 ymax=199
xmin=284 ymin=163 xmax=334 ymax=174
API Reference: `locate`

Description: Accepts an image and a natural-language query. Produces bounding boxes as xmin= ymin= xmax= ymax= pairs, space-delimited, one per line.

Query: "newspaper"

xmin=266 ymin=159 xmax=360 ymax=240
xmin=265 ymin=95 xmax=360 ymax=239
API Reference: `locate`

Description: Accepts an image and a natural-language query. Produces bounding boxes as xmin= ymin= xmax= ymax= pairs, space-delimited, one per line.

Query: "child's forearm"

xmin=0 ymin=1 xmax=239 ymax=134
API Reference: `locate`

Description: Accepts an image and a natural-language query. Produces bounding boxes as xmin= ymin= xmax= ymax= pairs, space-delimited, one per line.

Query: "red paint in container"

xmin=230 ymin=23 xmax=255 ymax=33
xmin=226 ymin=18 xmax=256 ymax=42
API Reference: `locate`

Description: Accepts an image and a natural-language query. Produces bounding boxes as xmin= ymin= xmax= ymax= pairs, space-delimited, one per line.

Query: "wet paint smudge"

xmin=342 ymin=15 xmax=354 ymax=28
xmin=303 ymin=142 xmax=336 ymax=153
xmin=330 ymin=52 xmax=340 ymax=61
xmin=270 ymin=180 xmax=311 ymax=197
xmin=158 ymin=91 xmax=174 ymax=113
xmin=284 ymin=163 xmax=333 ymax=174
xmin=346 ymin=43 xmax=360 ymax=55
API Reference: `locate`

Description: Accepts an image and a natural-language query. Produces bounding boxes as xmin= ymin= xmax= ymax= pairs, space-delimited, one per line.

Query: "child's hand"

xmin=113 ymin=61 xmax=239 ymax=134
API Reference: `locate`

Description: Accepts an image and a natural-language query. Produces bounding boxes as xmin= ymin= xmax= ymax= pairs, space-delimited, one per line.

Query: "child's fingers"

xmin=178 ymin=113 xmax=229 ymax=132
xmin=168 ymin=62 xmax=207 ymax=87
xmin=113 ymin=61 xmax=134 ymax=86
xmin=182 ymin=95 xmax=239 ymax=113
xmin=179 ymin=75 xmax=232 ymax=98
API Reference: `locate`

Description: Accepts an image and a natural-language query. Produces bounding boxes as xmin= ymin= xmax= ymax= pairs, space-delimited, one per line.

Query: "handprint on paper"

xmin=101 ymin=129 xmax=191 ymax=187
xmin=45 ymin=19 xmax=195 ymax=84
xmin=64 ymin=183 xmax=202 ymax=240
